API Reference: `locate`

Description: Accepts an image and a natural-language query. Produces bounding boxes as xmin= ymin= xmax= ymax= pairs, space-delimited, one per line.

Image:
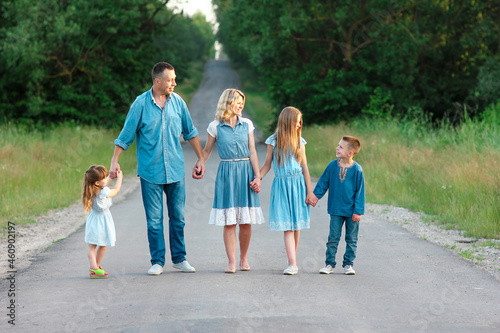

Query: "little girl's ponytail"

xmin=82 ymin=165 xmax=109 ymax=213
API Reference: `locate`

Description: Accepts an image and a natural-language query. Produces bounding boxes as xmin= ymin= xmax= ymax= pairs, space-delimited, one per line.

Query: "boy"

xmin=313 ymin=136 xmax=365 ymax=275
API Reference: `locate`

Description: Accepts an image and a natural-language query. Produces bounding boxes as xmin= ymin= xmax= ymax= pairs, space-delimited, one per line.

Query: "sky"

xmin=167 ymin=0 xmax=221 ymax=58
xmin=167 ymin=0 xmax=216 ymax=25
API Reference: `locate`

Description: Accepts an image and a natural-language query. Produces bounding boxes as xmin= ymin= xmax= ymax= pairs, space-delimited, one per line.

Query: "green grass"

xmin=0 ymin=122 xmax=137 ymax=229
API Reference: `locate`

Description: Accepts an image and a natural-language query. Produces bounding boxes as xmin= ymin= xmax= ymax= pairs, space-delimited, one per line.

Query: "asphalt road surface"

xmin=2 ymin=60 xmax=499 ymax=332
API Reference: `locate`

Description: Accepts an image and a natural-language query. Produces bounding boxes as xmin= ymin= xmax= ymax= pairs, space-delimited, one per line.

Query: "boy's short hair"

xmin=342 ymin=136 xmax=361 ymax=155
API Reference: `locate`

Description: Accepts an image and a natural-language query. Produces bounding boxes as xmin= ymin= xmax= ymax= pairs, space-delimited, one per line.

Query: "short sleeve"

xmin=207 ymin=120 xmax=219 ymax=138
xmin=265 ymin=134 xmax=277 ymax=147
xmin=94 ymin=187 xmax=112 ymax=211
xmin=99 ymin=187 xmax=111 ymax=199
xmin=301 ymin=137 xmax=307 ymax=146
xmin=241 ymin=117 xmax=255 ymax=134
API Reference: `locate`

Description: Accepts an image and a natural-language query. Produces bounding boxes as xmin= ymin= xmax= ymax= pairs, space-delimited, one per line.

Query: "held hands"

xmin=306 ymin=193 xmax=318 ymax=207
xmin=109 ymin=161 xmax=121 ymax=179
xmin=250 ymin=177 xmax=261 ymax=193
xmin=192 ymin=159 xmax=206 ymax=180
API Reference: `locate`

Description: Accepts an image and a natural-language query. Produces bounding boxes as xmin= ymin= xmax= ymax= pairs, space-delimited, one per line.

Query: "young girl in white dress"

xmin=202 ymin=89 xmax=265 ymax=273
xmin=259 ymin=107 xmax=318 ymax=275
xmin=82 ymin=165 xmax=123 ymax=278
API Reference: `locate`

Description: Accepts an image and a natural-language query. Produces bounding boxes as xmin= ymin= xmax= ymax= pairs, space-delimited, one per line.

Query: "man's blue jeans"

xmin=140 ymin=178 xmax=187 ymax=266
xmin=325 ymin=215 xmax=359 ymax=268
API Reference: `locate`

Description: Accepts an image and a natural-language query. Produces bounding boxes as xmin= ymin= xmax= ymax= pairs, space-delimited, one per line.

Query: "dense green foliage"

xmin=0 ymin=0 xmax=215 ymax=126
xmin=215 ymin=0 xmax=500 ymax=125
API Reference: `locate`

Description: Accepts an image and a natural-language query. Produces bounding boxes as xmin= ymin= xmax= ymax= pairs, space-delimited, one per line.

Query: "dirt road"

xmin=1 ymin=60 xmax=499 ymax=332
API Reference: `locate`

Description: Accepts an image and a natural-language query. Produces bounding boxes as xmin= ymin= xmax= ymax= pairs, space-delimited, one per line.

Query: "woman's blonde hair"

xmin=215 ymin=89 xmax=245 ymax=122
xmin=82 ymin=165 xmax=108 ymax=213
xmin=275 ymin=106 xmax=303 ymax=167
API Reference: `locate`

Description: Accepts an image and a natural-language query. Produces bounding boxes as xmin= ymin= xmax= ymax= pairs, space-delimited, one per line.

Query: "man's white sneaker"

xmin=173 ymin=260 xmax=196 ymax=272
xmin=283 ymin=265 xmax=298 ymax=275
xmin=148 ymin=264 xmax=163 ymax=275
xmin=319 ymin=265 xmax=335 ymax=274
xmin=344 ymin=265 xmax=356 ymax=275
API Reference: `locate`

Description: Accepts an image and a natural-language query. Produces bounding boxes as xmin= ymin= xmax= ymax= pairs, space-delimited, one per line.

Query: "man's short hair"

xmin=152 ymin=62 xmax=175 ymax=83
xmin=342 ymin=136 xmax=361 ymax=155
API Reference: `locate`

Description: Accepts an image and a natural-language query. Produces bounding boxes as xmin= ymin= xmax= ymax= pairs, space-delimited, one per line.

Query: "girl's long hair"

xmin=275 ymin=106 xmax=303 ymax=167
xmin=82 ymin=165 xmax=108 ymax=213
xmin=215 ymin=88 xmax=245 ymax=123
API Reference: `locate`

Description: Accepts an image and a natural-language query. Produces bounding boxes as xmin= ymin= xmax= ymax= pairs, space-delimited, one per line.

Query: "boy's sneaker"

xmin=319 ymin=265 xmax=335 ymax=274
xmin=344 ymin=265 xmax=356 ymax=275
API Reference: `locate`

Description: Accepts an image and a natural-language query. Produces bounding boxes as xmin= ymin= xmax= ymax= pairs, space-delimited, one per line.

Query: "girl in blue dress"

xmin=82 ymin=165 xmax=123 ymax=278
xmin=259 ymin=107 xmax=318 ymax=275
xmin=202 ymin=89 xmax=265 ymax=273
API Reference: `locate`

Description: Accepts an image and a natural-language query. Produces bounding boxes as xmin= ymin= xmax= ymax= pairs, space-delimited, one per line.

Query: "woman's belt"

xmin=220 ymin=158 xmax=250 ymax=162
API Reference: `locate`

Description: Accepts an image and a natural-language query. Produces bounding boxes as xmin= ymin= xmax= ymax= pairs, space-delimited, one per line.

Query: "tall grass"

xmin=0 ymin=122 xmax=137 ymax=229
xmin=303 ymin=104 xmax=500 ymax=239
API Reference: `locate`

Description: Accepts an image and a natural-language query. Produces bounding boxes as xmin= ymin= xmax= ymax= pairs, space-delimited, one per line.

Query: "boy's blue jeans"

xmin=325 ymin=215 xmax=359 ymax=268
xmin=140 ymin=178 xmax=187 ymax=267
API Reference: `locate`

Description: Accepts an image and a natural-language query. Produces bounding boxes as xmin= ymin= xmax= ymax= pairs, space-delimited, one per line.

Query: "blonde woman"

xmin=259 ymin=107 xmax=318 ymax=275
xmin=201 ymin=88 xmax=265 ymax=273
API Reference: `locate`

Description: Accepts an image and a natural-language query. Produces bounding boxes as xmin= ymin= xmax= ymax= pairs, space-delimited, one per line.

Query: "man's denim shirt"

xmin=114 ymin=89 xmax=199 ymax=184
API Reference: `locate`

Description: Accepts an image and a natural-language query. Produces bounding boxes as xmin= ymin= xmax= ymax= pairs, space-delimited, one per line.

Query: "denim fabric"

xmin=325 ymin=215 xmax=359 ymax=268
xmin=140 ymin=177 xmax=186 ymax=266
xmin=115 ymin=89 xmax=199 ymax=184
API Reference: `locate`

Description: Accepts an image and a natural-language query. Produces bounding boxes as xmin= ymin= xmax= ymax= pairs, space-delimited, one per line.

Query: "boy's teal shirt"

xmin=313 ymin=159 xmax=365 ymax=217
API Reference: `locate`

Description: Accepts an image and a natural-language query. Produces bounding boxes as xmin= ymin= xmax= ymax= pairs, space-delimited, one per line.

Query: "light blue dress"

xmin=266 ymin=134 xmax=310 ymax=231
xmin=85 ymin=187 xmax=116 ymax=246
xmin=207 ymin=117 xmax=265 ymax=226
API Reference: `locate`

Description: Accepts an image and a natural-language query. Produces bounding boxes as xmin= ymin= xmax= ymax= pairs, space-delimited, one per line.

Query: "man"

xmin=110 ymin=62 xmax=205 ymax=275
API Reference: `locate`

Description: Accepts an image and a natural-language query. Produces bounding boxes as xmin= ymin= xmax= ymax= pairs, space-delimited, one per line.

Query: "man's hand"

xmin=110 ymin=161 xmax=121 ymax=179
xmin=352 ymin=214 xmax=362 ymax=222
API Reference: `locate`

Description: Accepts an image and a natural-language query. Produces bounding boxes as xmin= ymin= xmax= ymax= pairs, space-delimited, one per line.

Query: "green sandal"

xmin=89 ymin=268 xmax=108 ymax=279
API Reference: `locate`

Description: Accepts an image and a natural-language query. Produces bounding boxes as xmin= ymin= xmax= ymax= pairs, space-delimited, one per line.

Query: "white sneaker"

xmin=148 ymin=264 xmax=163 ymax=275
xmin=173 ymin=260 xmax=196 ymax=273
xmin=319 ymin=265 xmax=335 ymax=274
xmin=344 ymin=265 xmax=356 ymax=275
xmin=283 ymin=265 xmax=298 ymax=275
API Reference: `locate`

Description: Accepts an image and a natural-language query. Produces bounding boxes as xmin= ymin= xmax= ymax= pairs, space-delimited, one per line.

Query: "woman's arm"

xmin=202 ymin=134 xmax=216 ymax=163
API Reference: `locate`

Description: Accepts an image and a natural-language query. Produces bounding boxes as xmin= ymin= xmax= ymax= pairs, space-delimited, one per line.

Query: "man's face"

xmin=157 ymin=69 xmax=177 ymax=96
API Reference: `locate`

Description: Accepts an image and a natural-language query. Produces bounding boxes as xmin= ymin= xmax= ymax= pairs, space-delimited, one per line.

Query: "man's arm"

xmin=188 ymin=136 xmax=206 ymax=179
xmin=110 ymin=145 xmax=124 ymax=179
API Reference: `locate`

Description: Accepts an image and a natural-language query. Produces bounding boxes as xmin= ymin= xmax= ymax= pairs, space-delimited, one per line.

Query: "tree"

xmin=0 ymin=0 xmax=215 ymax=125
xmin=215 ymin=0 xmax=500 ymax=124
